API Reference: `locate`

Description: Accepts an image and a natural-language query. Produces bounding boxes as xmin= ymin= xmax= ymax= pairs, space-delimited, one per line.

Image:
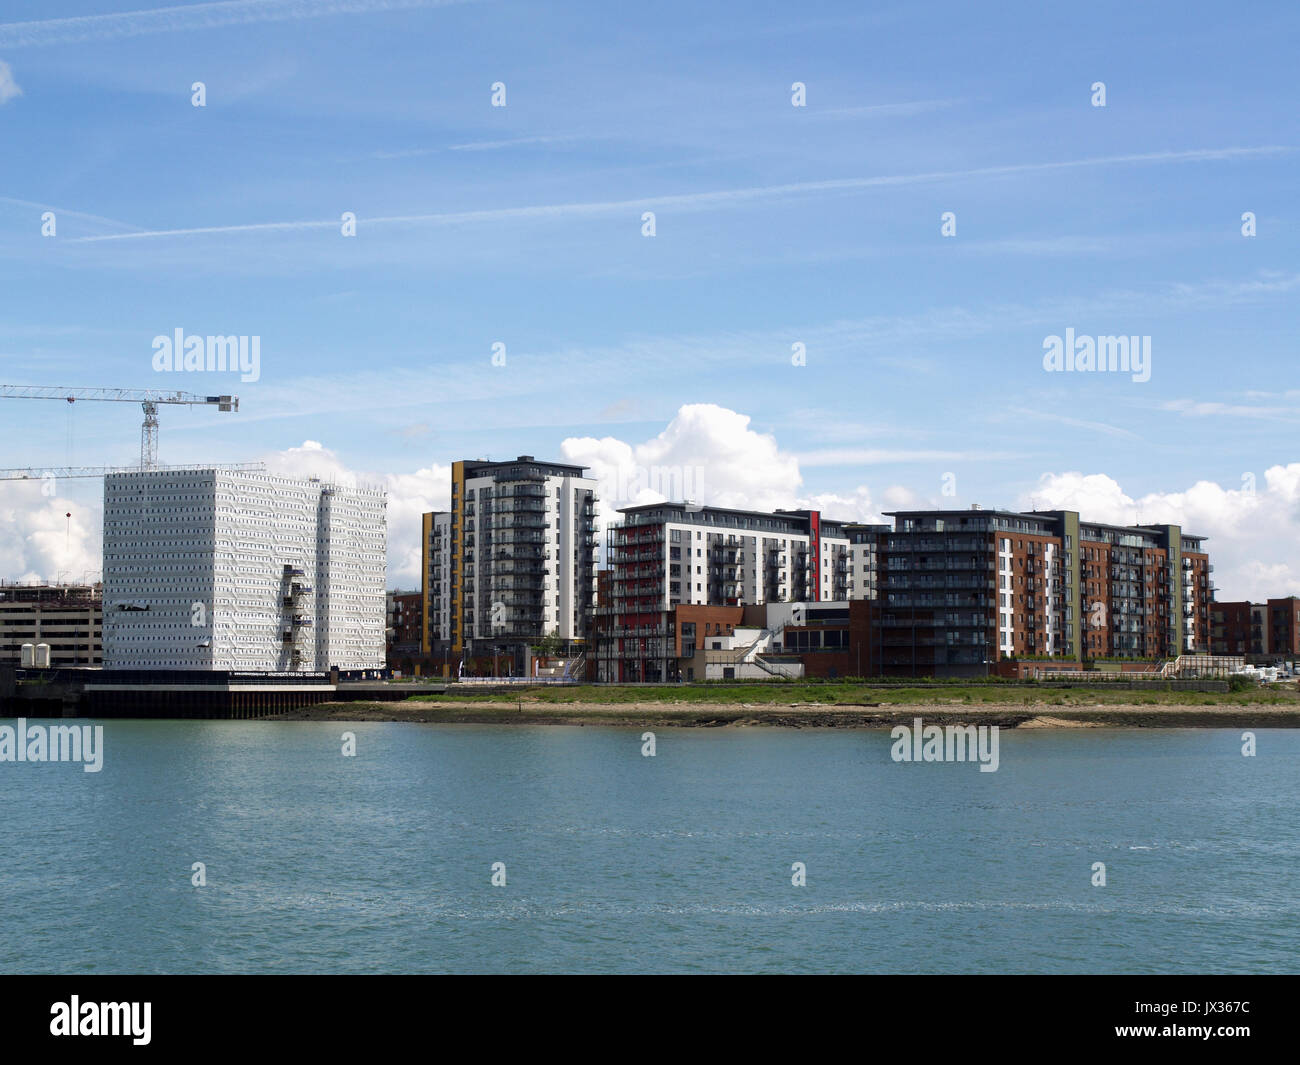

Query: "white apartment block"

xmin=423 ymin=457 xmax=598 ymax=664
xmin=598 ymin=505 xmax=883 ymax=683
xmin=103 ymin=468 xmax=386 ymax=671
xmin=608 ymin=504 xmax=885 ymax=612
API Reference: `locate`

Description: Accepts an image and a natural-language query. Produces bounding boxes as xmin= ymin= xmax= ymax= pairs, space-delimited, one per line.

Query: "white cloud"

xmin=563 ymin=403 xmax=801 ymax=515
xmin=562 ymin=403 xmax=907 ymax=533
xmin=0 ymin=60 xmax=22 ymax=105
xmin=1160 ymin=397 xmax=1300 ymax=422
xmin=810 ymin=99 xmax=961 ymax=120
xmin=1021 ymin=467 xmax=1300 ymax=602
xmin=803 ymin=485 xmax=888 ymax=523
xmin=6 ymin=421 xmax=1294 ymax=609
xmin=448 ymin=134 xmax=584 ymax=152
xmin=798 ymin=447 xmax=1013 ymax=466
xmin=0 ymin=481 xmax=99 ymax=585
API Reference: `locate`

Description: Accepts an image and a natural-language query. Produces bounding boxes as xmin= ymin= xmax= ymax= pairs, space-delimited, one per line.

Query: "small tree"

xmin=532 ymin=628 xmax=562 ymax=658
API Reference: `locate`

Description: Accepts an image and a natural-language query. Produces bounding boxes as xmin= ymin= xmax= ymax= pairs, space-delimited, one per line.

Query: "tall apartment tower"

xmin=102 ymin=468 xmax=387 ymax=671
xmin=877 ymin=508 xmax=1210 ymax=676
xmin=420 ymin=456 xmax=598 ymax=673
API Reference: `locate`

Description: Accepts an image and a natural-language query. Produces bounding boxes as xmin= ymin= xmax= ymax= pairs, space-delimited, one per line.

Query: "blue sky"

xmin=0 ymin=0 xmax=1297 ymax=595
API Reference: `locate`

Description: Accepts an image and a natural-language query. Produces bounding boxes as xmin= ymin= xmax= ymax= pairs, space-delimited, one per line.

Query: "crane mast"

xmin=142 ymin=401 xmax=159 ymax=469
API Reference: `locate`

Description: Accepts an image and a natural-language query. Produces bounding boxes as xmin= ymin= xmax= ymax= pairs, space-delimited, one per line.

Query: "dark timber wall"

xmin=81 ymin=687 xmax=336 ymax=719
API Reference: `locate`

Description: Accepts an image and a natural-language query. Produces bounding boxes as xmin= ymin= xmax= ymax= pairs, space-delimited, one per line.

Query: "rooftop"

xmin=461 ymin=455 xmax=590 ymax=478
xmin=881 ymin=506 xmax=1207 ymax=543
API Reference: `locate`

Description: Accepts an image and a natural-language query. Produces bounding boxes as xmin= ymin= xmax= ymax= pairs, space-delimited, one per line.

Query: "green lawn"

xmin=405 ymin=681 xmax=1296 ymax=707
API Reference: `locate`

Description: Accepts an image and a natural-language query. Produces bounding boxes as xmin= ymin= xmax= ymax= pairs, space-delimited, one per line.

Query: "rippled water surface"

xmin=2 ymin=721 xmax=1295 ymax=973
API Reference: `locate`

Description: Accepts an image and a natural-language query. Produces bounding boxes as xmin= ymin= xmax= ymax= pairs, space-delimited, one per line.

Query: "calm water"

xmin=1 ymin=720 xmax=1296 ymax=974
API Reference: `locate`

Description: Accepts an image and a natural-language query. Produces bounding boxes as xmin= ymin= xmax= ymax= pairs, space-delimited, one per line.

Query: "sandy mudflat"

xmin=265 ymin=698 xmax=1300 ymax=729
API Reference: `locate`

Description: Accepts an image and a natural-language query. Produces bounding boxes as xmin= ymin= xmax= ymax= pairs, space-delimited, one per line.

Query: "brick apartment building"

xmin=597 ymin=501 xmax=1212 ymax=680
xmin=1266 ymin=597 xmax=1300 ymax=656
xmin=1211 ymin=596 xmax=1300 ymax=659
xmin=878 ymin=508 xmax=1210 ymax=676
xmin=1210 ymin=601 xmax=1256 ymax=656
xmin=384 ymin=590 xmax=423 ymax=672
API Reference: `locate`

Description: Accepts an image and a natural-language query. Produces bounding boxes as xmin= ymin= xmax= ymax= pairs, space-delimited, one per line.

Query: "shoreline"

xmin=265 ymin=699 xmax=1300 ymax=729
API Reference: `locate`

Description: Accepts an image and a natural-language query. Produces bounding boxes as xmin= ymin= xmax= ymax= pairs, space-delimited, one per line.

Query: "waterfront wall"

xmin=1 ymin=667 xmax=341 ymax=719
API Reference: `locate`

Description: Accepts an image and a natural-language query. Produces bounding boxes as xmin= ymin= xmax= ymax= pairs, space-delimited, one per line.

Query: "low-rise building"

xmin=1211 ymin=596 xmax=1300 ymax=660
xmin=0 ymin=582 xmax=103 ymax=667
xmin=1211 ymin=601 xmax=1255 ymax=656
xmin=1266 ymin=596 xmax=1300 ymax=657
xmin=385 ymin=590 xmax=423 ymax=672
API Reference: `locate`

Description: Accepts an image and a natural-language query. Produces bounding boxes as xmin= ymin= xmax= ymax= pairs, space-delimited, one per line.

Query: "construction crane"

xmin=0 ymin=462 xmax=265 ymax=482
xmin=0 ymin=385 xmax=238 ymax=469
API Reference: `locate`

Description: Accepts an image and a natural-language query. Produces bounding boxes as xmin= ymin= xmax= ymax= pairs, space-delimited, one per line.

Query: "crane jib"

xmin=1 ymin=385 xmax=240 ymax=467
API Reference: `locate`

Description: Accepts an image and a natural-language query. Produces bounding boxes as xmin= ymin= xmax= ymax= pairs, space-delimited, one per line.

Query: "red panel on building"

xmin=809 ymin=510 xmax=821 ymax=602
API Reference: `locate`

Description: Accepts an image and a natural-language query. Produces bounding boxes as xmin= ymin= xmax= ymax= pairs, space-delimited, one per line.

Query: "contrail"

xmin=68 ymin=145 xmax=1292 ymax=243
xmin=0 ymin=0 xmax=478 ymax=48
xmin=0 ymin=195 xmax=148 ymax=232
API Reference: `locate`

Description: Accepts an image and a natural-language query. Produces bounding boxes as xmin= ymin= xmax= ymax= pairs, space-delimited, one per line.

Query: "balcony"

xmin=617 ymin=528 xmax=665 ymax=545
xmin=500 ymin=500 xmax=546 ymax=515
xmin=493 ymin=514 xmax=546 ymax=530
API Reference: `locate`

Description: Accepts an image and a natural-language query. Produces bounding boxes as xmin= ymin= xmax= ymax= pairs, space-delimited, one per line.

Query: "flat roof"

xmin=461 ymin=456 xmax=589 ymax=477
xmin=882 ymin=507 xmax=1206 ymax=543
xmin=618 ymin=501 xmax=857 ymax=530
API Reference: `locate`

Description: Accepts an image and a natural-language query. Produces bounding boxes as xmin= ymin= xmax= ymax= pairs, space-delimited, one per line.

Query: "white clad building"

xmin=609 ymin=504 xmax=877 ymax=612
xmin=846 ymin=523 xmax=888 ymax=601
xmin=103 ymin=468 xmax=386 ymax=671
